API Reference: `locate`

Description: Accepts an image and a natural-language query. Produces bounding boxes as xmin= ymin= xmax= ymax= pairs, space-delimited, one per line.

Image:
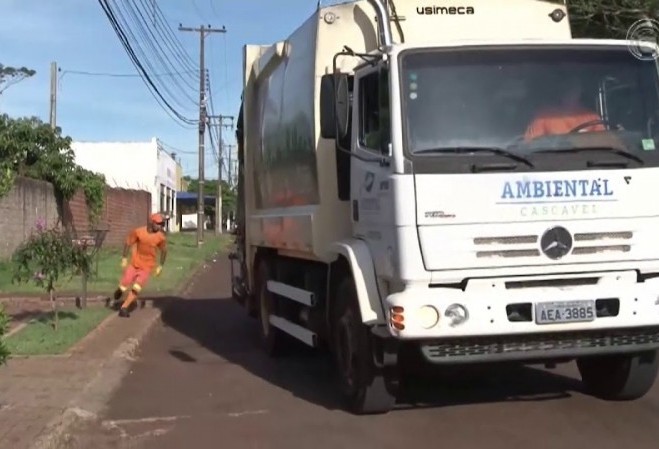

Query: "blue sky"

xmin=0 ymin=0 xmax=325 ymax=178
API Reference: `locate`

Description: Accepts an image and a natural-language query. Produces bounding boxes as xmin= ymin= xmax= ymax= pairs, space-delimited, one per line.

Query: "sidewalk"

xmin=0 ymin=258 xmax=212 ymax=449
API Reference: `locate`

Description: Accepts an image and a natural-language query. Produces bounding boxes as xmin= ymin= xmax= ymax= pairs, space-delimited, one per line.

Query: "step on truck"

xmin=230 ymin=0 xmax=659 ymax=414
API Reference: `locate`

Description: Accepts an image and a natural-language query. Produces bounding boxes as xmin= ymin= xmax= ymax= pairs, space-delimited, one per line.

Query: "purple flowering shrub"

xmin=11 ymin=219 xmax=93 ymax=330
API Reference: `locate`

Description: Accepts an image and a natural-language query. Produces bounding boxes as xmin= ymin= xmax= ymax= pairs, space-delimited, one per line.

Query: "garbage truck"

xmin=230 ymin=0 xmax=659 ymax=414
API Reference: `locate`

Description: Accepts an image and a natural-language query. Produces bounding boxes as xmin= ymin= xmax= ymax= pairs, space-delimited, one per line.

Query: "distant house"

xmin=71 ymin=137 xmax=182 ymax=232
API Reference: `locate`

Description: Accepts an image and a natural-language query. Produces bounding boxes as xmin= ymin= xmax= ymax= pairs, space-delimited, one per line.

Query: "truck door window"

xmin=605 ymin=81 xmax=650 ymax=133
xmin=359 ymin=71 xmax=389 ymax=151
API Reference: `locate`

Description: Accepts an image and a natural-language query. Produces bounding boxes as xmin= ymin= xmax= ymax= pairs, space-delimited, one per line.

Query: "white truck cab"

xmin=232 ymin=0 xmax=659 ymax=414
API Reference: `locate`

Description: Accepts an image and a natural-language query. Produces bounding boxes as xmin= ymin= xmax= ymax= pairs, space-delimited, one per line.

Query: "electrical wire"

xmin=115 ymin=0 xmax=197 ymax=109
xmin=59 ymin=69 xmax=195 ymax=78
xmin=98 ymin=0 xmax=197 ymax=127
xmin=149 ymin=0 xmax=199 ymax=71
xmin=131 ymin=0 xmax=199 ymax=91
xmin=137 ymin=0 xmax=199 ymax=75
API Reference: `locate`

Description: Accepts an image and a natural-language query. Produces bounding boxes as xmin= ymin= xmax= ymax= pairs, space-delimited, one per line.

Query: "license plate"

xmin=535 ymin=300 xmax=596 ymax=324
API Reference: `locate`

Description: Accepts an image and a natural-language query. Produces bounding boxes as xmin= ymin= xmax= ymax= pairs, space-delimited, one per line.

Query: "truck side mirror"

xmin=335 ymin=74 xmax=350 ymax=139
xmin=320 ymin=74 xmax=336 ymax=139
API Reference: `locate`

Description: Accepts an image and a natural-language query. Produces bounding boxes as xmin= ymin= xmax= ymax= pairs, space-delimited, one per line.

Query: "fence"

xmin=0 ymin=177 xmax=152 ymax=259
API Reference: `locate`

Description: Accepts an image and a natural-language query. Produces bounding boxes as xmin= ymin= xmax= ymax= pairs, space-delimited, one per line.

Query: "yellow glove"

xmin=121 ymin=257 xmax=128 ymax=268
xmin=154 ymin=265 xmax=163 ymax=277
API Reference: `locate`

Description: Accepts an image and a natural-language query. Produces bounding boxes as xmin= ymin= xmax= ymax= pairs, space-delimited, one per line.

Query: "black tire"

xmin=333 ymin=276 xmax=397 ymax=414
xmin=577 ymin=350 xmax=659 ymax=400
xmin=245 ymin=292 xmax=258 ymax=318
xmin=254 ymin=260 xmax=288 ymax=356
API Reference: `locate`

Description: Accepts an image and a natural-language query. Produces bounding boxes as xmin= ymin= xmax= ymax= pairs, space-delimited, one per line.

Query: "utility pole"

xmin=179 ymin=23 xmax=226 ymax=246
xmin=225 ymin=144 xmax=235 ymax=187
xmin=49 ymin=61 xmax=57 ymax=129
xmin=209 ymin=115 xmax=234 ymax=234
xmin=224 ymin=143 xmax=236 ymax=230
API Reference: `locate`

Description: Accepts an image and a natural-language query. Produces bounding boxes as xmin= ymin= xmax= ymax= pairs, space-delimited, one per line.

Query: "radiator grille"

xmin=474 ymin=231 xmax=634 ymax=259
xmin=421 ymin=327 xmax=659 ymax=363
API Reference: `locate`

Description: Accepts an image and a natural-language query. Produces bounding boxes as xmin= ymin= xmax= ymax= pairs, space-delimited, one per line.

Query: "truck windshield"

xmin=399 ymin=45 xmax=659 ymax=169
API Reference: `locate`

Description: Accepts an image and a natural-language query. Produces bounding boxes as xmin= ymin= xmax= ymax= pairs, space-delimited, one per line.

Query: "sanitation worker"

xmin=108 ymin=213 xmax=167 ymax=317
xmin=524 ymin=75 xmax=605 ymax=141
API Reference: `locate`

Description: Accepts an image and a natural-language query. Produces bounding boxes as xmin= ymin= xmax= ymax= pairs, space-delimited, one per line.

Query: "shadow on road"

xmin=152 ymin=296 xmax=585 ymax=413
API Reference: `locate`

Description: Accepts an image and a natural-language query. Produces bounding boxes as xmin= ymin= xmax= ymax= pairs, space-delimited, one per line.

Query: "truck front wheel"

xmin=577 ymin=350 xmax=659 ymax=400
xmin=333 ymin=277 xmax=396 ymax=414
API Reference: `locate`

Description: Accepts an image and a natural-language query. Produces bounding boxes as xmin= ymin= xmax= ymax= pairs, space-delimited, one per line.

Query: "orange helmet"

xmin=150 ymin=213 xmax=164 ymax=225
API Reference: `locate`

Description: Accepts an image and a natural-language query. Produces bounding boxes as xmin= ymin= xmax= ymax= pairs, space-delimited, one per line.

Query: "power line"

xmin=137 ymin=0 xmax=199 ymax=74
xmin=111 ymin=0 xmax=191 ymax=110
xmin=97 ymin=0 xmax=197 ymax=128
xmin=116 ymin=0 xmax=197 ymax=108
xmin=59 ymin=69 xmax=196 ymax=78
xmin=148 ymin=0 xmax=199 ymax=71
xmin=129 ymin=0 xmax=198 ymax=92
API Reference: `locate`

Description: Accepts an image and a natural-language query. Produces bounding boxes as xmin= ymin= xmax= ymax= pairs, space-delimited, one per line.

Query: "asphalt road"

xmin=70 ymin=256 xmax=659 ymax=449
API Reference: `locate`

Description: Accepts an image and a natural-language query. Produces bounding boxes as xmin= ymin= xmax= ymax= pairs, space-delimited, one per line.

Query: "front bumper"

xmin=384 ymin=270 xmax=659 ymax=363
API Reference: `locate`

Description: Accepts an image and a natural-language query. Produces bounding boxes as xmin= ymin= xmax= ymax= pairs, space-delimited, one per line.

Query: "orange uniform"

xmin=119 ymin=226 xmax=166 ymax=292
xmin=113 ymin=213 xmax=167 ymax=317
xmin=126 ymin=226 xmax=166 ymax=271
xmin=524 ymin=107 xmax=604 ymax=141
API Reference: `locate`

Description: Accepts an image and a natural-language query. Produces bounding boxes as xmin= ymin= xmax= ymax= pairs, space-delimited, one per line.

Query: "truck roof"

xmin=386 ymin=38 xmax=657 ymax=53
xmin=315 ymin=0 xmax=572 ymax=48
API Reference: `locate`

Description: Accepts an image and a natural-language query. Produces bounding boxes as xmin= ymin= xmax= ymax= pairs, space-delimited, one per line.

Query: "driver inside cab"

xmin=523 ymin=75 xmax=604 ymax=141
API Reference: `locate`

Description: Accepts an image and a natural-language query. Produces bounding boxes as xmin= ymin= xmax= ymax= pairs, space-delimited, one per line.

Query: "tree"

xmin=12 ymin=222 xmax=93 ymax=331
xmin=569 ymin=0 xmax=659 ymax=38
xmin=0 ymin=64 xmax=36 ymax=95
xmin=185 ymin=178 xmax=237 ymax=220
xmin=0 ymin=114 xmax=106 ymax=223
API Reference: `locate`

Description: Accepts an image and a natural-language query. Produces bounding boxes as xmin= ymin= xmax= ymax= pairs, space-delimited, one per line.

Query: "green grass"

xmin=4 ymin=305 xmax=113 ymax=355
xmin=0 ymin=232 xmax=231 ymax=296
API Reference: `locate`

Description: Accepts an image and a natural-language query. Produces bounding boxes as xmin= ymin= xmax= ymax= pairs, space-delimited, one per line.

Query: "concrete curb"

xmin=4 ymin=322 xmax=28 ymax=339
xmin=27 ymin=254 xmax=219 ymax=449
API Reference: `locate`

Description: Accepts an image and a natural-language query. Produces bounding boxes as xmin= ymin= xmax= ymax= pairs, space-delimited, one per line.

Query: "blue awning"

xmin=177 ymin=191 xmax=216 ymax=201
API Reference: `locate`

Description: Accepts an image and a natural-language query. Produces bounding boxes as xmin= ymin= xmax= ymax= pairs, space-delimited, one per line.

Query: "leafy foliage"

xmin=0 ymin=114 xmax=106 ymax=223
xmin=12 ymin=223 xmax=94 ymax=330
xmin=0 ymin=64 xmax=36 ymax=95
xmin=568 ymin=0 xmax=659 ymax=38
xmin=0 ymin=305 xmax=8 ymax=365
xmin=185 ymin=178 xmax=237 ymax=219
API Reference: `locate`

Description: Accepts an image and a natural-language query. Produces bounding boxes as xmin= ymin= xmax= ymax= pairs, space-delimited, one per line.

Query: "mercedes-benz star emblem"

xmin=540 ymin=226 xmax=573 ymax=260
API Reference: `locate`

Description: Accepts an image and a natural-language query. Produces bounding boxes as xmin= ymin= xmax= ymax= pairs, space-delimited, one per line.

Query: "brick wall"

xmin=0 ymin=177 xmax=152 ymax=259
xmin=0 ymin=178 xmax=60 ymax=259
xmin=63 ymin=188 xmax=152 ymax=247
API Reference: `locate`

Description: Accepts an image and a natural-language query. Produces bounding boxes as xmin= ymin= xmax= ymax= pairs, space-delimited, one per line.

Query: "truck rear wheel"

xmin=255 ymin=260 xmax=288 ymax=356
xmin=333 ymin=277 xmax=396 ymax=414
xmin=577 ymin=350 xmax=659 ymax=400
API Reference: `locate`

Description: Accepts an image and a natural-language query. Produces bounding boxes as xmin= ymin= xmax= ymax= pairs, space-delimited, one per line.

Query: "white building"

xmin=71 ymin=137 xmax=179 ymax=232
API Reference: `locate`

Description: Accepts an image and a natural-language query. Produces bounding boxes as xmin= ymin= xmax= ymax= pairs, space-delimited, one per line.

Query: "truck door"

xmin=351 ymin=65 xmax=395 ymax=272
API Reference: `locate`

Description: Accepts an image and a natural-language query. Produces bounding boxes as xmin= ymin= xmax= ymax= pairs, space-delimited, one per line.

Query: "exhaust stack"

xmin=367 ymin=0 xmax=393 ymax=47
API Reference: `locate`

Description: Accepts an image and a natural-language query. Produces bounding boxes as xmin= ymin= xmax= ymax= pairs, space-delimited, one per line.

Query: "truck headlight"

xmin=415 ymin=305 xmax=440 ymax=329
xmin=445 ymin=304 xmax=469 ymax=327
